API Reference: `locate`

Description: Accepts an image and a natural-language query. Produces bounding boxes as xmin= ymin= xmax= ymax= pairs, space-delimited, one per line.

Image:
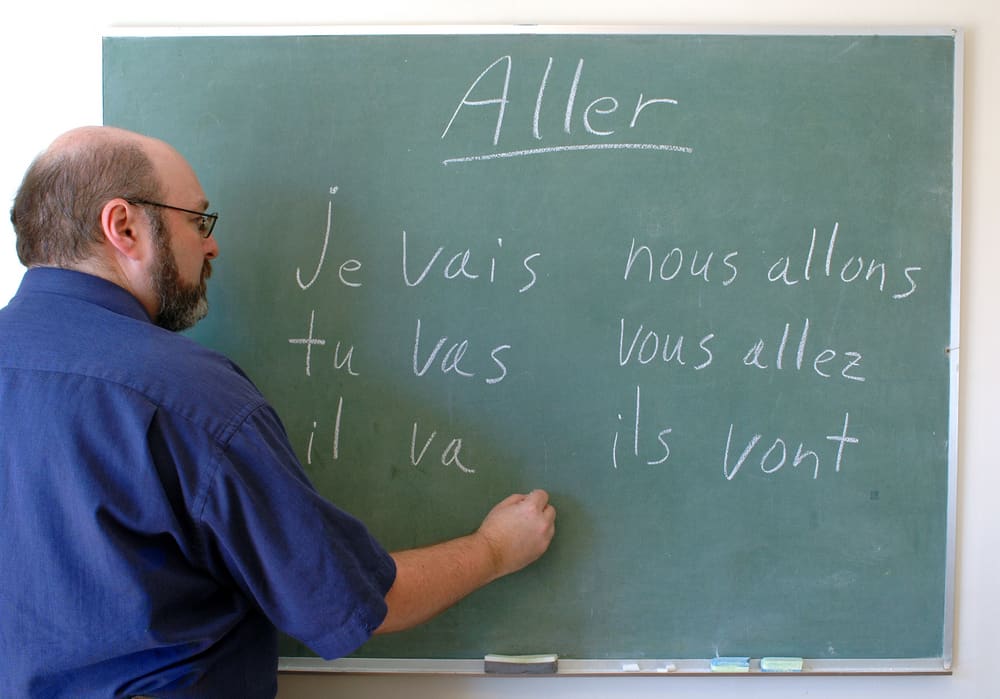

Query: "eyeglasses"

xmin=126 ymin=199 xmax=219 ymax=238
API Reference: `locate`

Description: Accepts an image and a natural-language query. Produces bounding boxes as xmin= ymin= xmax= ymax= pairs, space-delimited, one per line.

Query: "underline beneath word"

xmin=442 ymin=143 xmax=695 ymax=165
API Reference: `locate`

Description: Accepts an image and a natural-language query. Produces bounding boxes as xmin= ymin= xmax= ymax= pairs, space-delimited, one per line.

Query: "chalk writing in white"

xmin=765 ymin=222 xmax=922 ymax=299
xmin=441 ymin=55 xmax=689 ymax=164
xmin=402 ymin=231 xmax=540 ymax=293
xmin=305 ymin=397 xmax=344 ymax=465
xmin=410 ymin=421 xmax=475 ymax=474
xmin=741 ymin=317 xmax=865 ymax=383
xmin=722 ymin=412 xmax=860 ymax=480
xmin=411 ymin=319 xmax=511 ymax=385
xmin=624 ymin=238 xmax=739 ymax=286
xmin=296 ymin=186 xmax=336 ymax=290
xmin=611 ymin=385 xmax=673 ymax=469
xmin=618 ymin=317 xmax=715 ymax=370
xmin=332 ymin=341 xmax=360 ymax=377
xmin=295 ymin=186 xmax=363 ymax=290
xmin=288 ymin=309 xmax=326 ymax=377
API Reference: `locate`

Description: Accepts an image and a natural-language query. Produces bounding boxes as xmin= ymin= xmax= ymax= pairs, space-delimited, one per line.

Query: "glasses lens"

xmin=201 ymin=215 xmax=217 ymax=238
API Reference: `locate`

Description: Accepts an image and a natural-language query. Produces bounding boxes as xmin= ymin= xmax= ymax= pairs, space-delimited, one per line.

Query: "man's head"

xmin=10 ymin=126 xmax=219 ymax=330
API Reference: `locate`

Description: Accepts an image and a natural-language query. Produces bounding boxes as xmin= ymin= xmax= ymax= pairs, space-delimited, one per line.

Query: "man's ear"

xmin=100 ymin=198 xmax=147 ymax=261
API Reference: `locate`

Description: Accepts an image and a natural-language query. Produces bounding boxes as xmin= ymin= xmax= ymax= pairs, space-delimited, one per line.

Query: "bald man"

xmin=0 ymin=127 xmax=556 ymax=698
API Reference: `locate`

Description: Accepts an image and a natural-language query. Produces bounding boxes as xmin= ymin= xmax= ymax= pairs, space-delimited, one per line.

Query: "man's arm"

xmin=374 ymin=489 xmax=556 ymax=634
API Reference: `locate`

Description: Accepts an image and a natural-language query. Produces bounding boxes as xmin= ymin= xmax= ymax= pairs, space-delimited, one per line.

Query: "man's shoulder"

xmin=142 ymin=329 xmax=267 ymax=421
xmin=0 ymin=279 xmax=269 ymax=438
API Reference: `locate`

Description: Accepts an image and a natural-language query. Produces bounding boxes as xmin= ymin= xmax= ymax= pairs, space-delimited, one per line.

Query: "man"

xmin=0 ymin=126 xmax=556 ymax=697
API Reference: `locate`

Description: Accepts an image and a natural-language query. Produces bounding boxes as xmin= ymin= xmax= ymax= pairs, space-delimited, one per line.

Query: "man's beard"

xmin=149 ymin=213 xmax=211 ymax=332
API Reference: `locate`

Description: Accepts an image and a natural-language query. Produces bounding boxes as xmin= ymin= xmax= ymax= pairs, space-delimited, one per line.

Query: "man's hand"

xmin=475 ymin=489 xmax=557 ymax=580
xmin=376 ymin=489 xmax=557 ymax=634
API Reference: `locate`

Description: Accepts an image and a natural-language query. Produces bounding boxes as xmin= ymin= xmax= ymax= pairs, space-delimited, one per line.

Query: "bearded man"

xmin=0 ymin=126 xmax=556 ymax=698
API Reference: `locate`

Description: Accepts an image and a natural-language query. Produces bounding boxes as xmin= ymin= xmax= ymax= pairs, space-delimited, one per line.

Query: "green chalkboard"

xmin=103 ymin=29 xmax=959 ymax=671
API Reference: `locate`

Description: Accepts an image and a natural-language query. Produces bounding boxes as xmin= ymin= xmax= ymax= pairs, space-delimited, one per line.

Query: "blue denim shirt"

xmin=0 ymin=268 xmax=395 ymax=698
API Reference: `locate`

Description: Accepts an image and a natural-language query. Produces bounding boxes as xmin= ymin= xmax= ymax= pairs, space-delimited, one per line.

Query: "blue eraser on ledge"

xmin=710 ymin=656 xmax=750 ymax=672
xmin=484 ymin=654 xmax=558 ymax=674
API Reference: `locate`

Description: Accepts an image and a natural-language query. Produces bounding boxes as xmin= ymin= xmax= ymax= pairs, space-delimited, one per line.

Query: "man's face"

xmin=142 ymin=142 xmax=219 ymax=332
xmin=149 ymin=209 xmax=211 ymax=332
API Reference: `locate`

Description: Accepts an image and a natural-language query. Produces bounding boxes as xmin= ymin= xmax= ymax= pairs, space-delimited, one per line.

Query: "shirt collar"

xmin=16 ymin=267 xmax=154 ymax=324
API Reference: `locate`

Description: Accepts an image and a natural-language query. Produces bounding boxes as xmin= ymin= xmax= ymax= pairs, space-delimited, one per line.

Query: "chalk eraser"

xmin=710 ymin=656 xmax=750 ymax=673
xmin=484 ymin=654 xmax=558 ymax=675
xmin=760 ymin=657 xmax=803 ymax=672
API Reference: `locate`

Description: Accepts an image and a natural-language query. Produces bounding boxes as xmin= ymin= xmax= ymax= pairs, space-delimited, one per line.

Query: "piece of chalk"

xmin=710 ymin=656 xmax=750 ymax=673
xmin=622 ymin=662 xmax=641 ymax=672
xmin=656 ymin=664 xmax=677 ymax=673
xmin=760 ymin=657 xmax=803 ymax=672
xmin=484 ymin=654 xmax=558 ymax=675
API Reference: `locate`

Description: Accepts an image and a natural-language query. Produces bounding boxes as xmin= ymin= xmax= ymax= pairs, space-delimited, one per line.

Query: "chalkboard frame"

xmin=102 ymin=24 xmax=963 ymax=676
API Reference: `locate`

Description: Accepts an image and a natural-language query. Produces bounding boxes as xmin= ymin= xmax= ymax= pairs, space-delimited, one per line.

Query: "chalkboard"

xmin=103 ymin=28 xmax=960 ymax=673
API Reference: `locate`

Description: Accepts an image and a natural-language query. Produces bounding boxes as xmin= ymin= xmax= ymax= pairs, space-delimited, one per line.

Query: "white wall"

xmin=2 ymin=2 xmax=996 ymax=698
